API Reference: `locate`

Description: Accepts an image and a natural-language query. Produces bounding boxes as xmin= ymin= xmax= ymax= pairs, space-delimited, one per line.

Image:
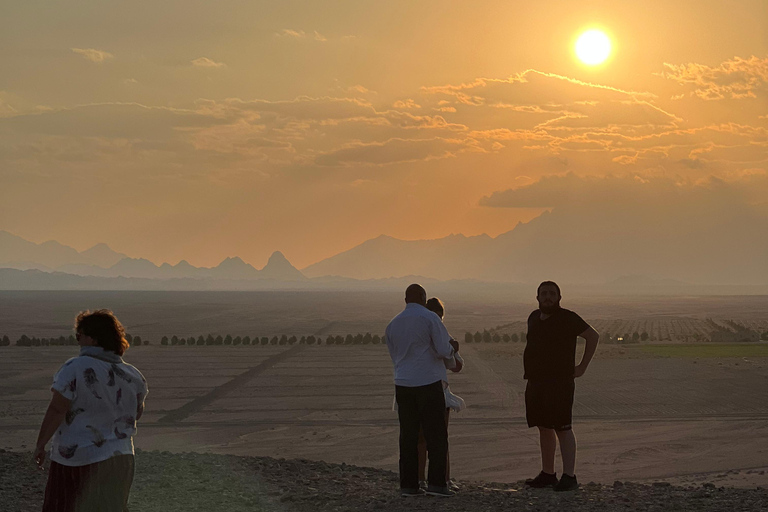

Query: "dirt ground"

xmin=2 ymin=343 xmax=768 ymax=491
xmin=3 ymin=449 xmax=767 ymax=512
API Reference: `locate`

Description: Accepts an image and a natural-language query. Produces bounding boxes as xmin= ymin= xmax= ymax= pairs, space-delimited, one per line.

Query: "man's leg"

xmin=396 ymin=385 xmax=421 ymax=490
xmin=538 ymin=427 xmax=557 ymax=474
xmin=555 ymin=428 xmax=576 ymax=477
xmin=417 ymin=428 xmax=427 ymax=482
xmin=420 ymin=381 xmax=448 ymax=489
xmin=445 ymin=409 xmax=451 ymax=481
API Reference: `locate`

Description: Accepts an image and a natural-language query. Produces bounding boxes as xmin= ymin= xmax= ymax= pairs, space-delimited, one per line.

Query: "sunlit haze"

xmin=1 ymin=0 xmax=766 ymax=273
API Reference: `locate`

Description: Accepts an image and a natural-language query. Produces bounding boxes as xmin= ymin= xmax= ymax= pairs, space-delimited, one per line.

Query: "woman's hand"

xmin=35 ymin=390 xmax=71 ymax=470
xmin=450 ymin=358 xmax=464 ymax=373
xmin=34 ymin=445 xmax=46 ymax=469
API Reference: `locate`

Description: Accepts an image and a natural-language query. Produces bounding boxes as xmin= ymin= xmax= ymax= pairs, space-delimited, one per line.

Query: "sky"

xmin=1 ymin=0 xmax=766 ymax=269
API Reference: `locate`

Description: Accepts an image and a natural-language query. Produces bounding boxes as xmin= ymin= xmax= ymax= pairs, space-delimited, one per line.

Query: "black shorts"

xmin=525 ymin=379 xmax=575 ymax=431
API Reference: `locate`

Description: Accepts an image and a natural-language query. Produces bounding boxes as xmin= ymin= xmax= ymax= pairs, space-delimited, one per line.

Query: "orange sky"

xmin=1 ymin=0 xmax=766 ymax=268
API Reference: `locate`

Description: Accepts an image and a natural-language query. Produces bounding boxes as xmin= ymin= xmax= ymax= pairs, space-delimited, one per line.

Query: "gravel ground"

xmin=2 ymin=449 xmax=766 ymax=512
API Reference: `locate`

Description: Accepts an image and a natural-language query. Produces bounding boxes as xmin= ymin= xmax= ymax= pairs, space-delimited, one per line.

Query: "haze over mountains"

xmin=304 ymin=174 xmax=768 ymax=286
xmin=0 ymin=231 xmax=305 ymax=282
xmin=2 ymin=173 xmax=768 ymax=291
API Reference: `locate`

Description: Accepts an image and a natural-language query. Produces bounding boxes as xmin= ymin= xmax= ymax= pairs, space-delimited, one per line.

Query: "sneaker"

xmin=525 ymin=471 xmax=558 ymax=488
xmin=425 ymin=485 xmax=454 ymax=497
xmin=419 ymin=480 xmax=427 ymax=490
xmin=401 ymin=487 xmax=425 ymax=497
xmin=554 ymin=474 xmax=579 ymax=492
xmin=447 ymin=479 xmax=460 ymax=491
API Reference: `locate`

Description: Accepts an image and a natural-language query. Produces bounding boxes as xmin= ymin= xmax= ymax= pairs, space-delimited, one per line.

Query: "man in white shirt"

xmin=385 ymin=284 xmax=458 ymax=497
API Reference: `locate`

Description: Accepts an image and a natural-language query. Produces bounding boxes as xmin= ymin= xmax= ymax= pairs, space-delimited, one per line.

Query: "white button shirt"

xmin=385 ymin=303 xmax=455 ymax=387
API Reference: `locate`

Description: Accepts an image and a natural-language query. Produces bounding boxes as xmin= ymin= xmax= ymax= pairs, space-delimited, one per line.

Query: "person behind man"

xmin=386 ymin=284 xmax=458 ymax=497
xmin=414 ymin=297 xmax=465 ymax=492
xmin=34 ymin=310 xmax=148 ymax=511
xmin=523 ymin=281 xmax=599 ymax=492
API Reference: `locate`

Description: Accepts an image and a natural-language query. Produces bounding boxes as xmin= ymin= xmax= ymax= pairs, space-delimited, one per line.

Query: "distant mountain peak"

xmin=79 ymin=243 xmax=126 ymax=268
xmin=84 ymin=242 xmax=112 ymax=251
xmin=267 ymin=251 xmax=288 ymax=263
xmin=261 ymin=251 xmax=306 ymax=281
xmin=217 ymin=256 xmax=249 ymax=267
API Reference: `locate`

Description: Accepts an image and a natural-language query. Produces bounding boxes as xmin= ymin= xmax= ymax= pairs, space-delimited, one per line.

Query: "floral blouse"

xmin=50 ymin=346 xmax=148 ymax=466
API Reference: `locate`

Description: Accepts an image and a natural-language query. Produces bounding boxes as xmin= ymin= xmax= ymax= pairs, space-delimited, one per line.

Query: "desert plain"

xmin=2 ymin=290 xmax=768 ymax=512
xmin=2 ymin=341 xmax=768 ymax=490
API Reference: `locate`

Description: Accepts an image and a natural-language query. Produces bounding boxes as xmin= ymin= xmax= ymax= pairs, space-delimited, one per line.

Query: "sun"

xmin=575 ymin=29 xmax=611 ymax=66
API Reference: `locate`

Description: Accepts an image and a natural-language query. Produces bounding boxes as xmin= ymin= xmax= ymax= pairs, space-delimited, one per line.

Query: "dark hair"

xmin=75 ymin=309 xmax=129 ymax=356
xmin=425 ymin=297 xmax=445 ymax=319
xmin=537 ymin=280 xmax=561 ymax=297
xmin=405 ymin=283 xmax=427 ymax=305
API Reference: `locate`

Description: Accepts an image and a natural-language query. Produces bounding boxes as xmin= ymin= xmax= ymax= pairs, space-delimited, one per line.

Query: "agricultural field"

xmin=491 ymin=317 xmax=768 ymax=343
xmin=2 ymin=340 xmax=768 ymax=489
xmin=1 ymin=291 xmax=768 ymax=345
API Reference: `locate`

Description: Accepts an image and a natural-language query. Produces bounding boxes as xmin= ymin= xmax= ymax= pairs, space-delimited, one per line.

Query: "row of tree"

xmin=158 ymin=334 xmax=384 ymax=346
xmin=6 ymin=331 xmax=517 ymax=347
xmin=5 ymin=334 xmax=148 ymax=347
xmin=3 ymin=331 xmax=521 ymax=347
xmin=464 ymin=331 xmax=524 ymax=343
xmin=7 ymin=326 xmax=767 ymax=348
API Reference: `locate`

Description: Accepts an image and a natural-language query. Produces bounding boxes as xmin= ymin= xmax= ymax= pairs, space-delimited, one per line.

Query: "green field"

xmin=638 ymin=343 xmax=768 ymax=358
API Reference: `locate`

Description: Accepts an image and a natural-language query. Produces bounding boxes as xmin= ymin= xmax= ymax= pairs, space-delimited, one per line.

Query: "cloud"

xmin=393 ymin=99 xmax=421 ymax=109
xmin=279 ymin=29 xmax=306 ymax=38
xmin=346 ymin=85 xmax=372 ymax=94
xmin=191 ymin=57 xmax=226 ymax=68
xmin=658 ymin=56 xmax=768 ymax=100
xmin=423 ymin=70 xmax=656 ymax=102
xmin=473 ymin=173 xmax=768 ymax=284
xmin=71 ymin=48 xmax=114 ymax=63
xmin=277 ymin=29 xmax=328 ymax=42
xmin=0 ymin=102 xmax=215 ymax=139
xmin=480 ymin=172 xmax=768 ymax=211
xmin=4 ymin=67 xmax=765 ymax=179
xmin=0 ymin=92 xmax=19 ymax=118
xmin=315 ymin=137 xmax=478 ymax=166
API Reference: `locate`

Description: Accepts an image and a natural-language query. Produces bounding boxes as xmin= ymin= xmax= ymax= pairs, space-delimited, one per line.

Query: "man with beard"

xmin=523 ymin=281 xmax=599 ymax=492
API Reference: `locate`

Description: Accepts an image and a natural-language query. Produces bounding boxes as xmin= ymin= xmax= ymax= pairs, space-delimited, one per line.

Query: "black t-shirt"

xmin=523 ymin=308 xmax=590 ymax=381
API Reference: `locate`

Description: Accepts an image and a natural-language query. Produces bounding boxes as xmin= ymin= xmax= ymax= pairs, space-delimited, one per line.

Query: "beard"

xmin=538 ymin=300 xmax=561 ymax=314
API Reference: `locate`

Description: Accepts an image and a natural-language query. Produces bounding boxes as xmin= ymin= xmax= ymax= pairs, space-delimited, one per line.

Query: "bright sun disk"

xmin=575 ymin=29 xmax=611 ymax=65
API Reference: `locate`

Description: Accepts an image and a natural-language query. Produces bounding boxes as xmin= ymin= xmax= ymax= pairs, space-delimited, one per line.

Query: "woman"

xmin=34 ymin=309 xmax=148 ymax=512
xmin=417 ymin=297 xmax=465 ymax=491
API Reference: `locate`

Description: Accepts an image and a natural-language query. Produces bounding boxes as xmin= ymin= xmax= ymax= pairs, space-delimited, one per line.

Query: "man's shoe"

xmin=447 ymin=479 xmax=460 ymax=491
xmin=418 ymin=480 xmax=427 ymax=490
xmin=425 ymin=485 xmax=454 ymax=497
xmin=525 ymin=471 xmax=558 ymax=488
xmin=401 ymin=488 xmax=425 ymax=497
xmin=554 ymin=474 xmax=579 ymax=492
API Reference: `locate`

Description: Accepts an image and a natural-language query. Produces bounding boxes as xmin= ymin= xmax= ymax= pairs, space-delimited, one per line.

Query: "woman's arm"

xmin=34 ymin=390 xmax=71 ymax=468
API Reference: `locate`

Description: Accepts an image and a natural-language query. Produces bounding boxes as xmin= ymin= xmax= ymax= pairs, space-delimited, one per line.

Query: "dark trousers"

xmin=396 ymin=381 xmax=448 ymax=489
xmin=42 ymin=454 xmax=135 ymax=512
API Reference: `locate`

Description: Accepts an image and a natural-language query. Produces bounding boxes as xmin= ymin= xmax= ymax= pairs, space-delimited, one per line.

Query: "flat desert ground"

xmin=3 ymin=342 xmax=768 ymax=490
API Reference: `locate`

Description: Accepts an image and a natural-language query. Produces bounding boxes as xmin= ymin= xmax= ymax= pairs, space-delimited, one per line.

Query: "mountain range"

xmin=0 ymin=231 xmax=305 ymax=282
xmin=3 ymin=178 xmax=768 ymax=290
xmin=303 ymin=190 xmax=768 ymax=286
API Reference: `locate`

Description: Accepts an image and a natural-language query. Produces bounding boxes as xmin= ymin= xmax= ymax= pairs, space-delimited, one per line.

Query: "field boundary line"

xmin=157 ymin=345 xmax=306 ymax=424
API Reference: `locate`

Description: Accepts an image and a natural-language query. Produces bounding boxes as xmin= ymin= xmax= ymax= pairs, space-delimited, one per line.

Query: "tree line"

xmin=158 ymin=334 xmax=383 ymax=346
xmin=4 ymin=331 xmax=521 ymax=347
xmin=6 ymin=326 xmax=766 ymax=349
xmin=5 ymin=334 xmax=148 ymax=347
